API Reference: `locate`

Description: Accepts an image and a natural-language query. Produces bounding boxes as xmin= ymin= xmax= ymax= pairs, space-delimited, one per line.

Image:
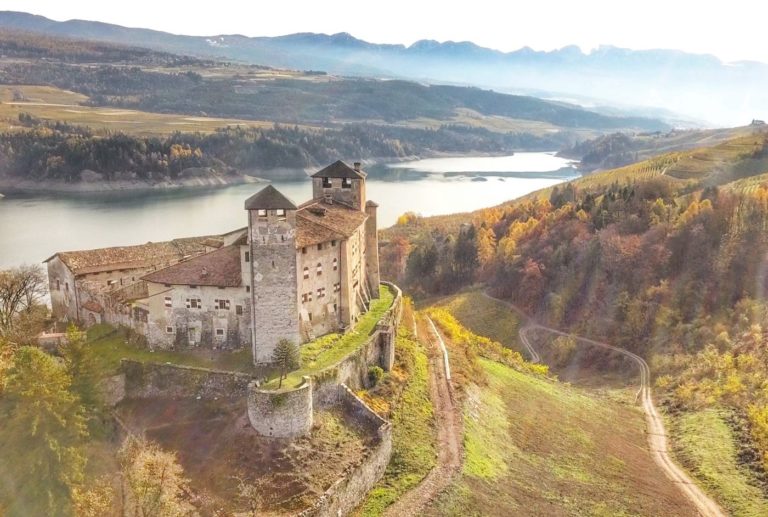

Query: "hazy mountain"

xmin=1 ymin=11 xmax=765 ymax=125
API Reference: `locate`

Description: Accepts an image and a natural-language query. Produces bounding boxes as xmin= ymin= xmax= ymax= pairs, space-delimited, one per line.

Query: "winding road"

xmin=484 ymin=293 xmax=726 ymax=517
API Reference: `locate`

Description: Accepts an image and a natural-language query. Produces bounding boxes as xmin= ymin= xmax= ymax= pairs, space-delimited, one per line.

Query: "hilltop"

xmin=1 ymin=11 xmax=767 ymax=124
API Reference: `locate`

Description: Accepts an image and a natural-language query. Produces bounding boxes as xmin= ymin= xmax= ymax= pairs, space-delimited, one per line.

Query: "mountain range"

xmin=0 ymin=11 xmax=766 ymax=126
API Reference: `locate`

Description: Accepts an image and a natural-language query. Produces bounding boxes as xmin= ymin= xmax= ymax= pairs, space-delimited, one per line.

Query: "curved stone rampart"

xmin=247 ymin=376 xmax=313 ymax=438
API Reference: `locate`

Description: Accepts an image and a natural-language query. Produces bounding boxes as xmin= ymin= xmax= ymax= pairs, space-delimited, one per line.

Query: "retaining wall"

xmin=120 ymin=360 xmax=254 ymax=399
xmin=247 ymin=377 xmax=314 ymax=438
xmin=298 ymin=385 xmax=393 ymax=517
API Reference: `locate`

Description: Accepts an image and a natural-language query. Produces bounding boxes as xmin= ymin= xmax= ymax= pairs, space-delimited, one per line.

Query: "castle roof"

xmin=141 ymin=245 xmax=242 ymax=287
xmin=45 ymin=236 xmax=217 ymax=275
xmin=244 ymin=184 xmax=298 ymax=210
xmin=296 ymin=199 xmax=368 ymax=247
xmin=311 ymin=160 xmax=367 ymax=179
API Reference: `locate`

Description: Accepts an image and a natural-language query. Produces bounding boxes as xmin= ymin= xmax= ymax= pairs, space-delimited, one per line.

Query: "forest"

xmin=0 ymin=116 xmax=573 ymax=181
xmin=387 ymin=130 xmax=768 ymax=478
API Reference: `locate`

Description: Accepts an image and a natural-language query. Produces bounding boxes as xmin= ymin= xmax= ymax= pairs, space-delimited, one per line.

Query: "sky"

xmin=3 ymin=0 xmax=768 ymax=64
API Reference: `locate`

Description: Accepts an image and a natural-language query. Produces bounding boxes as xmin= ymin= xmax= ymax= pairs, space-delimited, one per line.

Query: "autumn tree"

xmin=272 ymin=338 xmax=300 ymax=388
xmin=0 ymin=346 xmax=87 ymax=516
xmin=0 ymin=264 xmax=47 ymax=340
xmin=120 ymin=438 xmax=194 ymax=517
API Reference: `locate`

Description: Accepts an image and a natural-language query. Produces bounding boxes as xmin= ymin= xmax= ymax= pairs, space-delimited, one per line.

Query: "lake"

xmin=0 ymin=152 xmax=577 ymax=268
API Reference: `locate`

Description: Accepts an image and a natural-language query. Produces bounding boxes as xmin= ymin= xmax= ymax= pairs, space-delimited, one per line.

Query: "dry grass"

xmin=0 ymin=84 xmax=280 ymax=136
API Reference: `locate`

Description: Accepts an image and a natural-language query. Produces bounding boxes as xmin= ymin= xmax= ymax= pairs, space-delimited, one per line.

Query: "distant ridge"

xmin=1 ymin=10 xmax=767 ymax=125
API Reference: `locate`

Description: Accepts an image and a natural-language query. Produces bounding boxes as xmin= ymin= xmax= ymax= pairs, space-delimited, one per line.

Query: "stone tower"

xmin=365 ymin=200 xmax=380 ymax=298
xmin=244 ymin=185 xmax=301 ymax=364
xmin=311 ymin=160 xmax=366 ymax=210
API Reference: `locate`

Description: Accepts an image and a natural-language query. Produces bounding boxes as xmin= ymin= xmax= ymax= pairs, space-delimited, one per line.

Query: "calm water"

xmin=0 ymin=153 xmax=577 ymax=268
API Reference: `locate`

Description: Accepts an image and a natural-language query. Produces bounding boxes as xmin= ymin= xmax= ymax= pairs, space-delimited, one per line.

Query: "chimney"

xmin=353 ymin=161 xmax=361 ymax=172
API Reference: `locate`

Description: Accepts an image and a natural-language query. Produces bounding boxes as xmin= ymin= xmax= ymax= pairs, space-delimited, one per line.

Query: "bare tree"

xmin=0 ymin=264 xmax=47 ymax=336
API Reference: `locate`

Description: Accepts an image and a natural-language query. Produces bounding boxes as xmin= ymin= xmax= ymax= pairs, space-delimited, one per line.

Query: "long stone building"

xmin=45 ymin=160 xmax=381 ymax=363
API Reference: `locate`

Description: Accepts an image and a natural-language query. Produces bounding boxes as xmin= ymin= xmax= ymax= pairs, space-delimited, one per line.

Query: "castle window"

xmin=257 ymin=209 xmax=267 ymax=217
xmin=308 ymin=312 xmax=313 ymax=322
xmin=301 ymin=247 xmax=307 ymax=254
xmin=189 ymin=285 xmax=197 ymax=289
xmin=236 ymin=305 xmax=243 ymax=315
xmin=107 ymin=279 xmax=117 ymax=287
xmin=342 ymin=178 xmax=352 ymax=189
xmin=65 ymin=282 xmax=69 ymax=291
xmin=164 ymin=297 xmax=172 ymax=308
xmin=317 ymin=287 xmax=326 ymax=298
xmin=166 ymin=326 xmax=174 ymax=334
xmin=215 ymin=299 xmax=230 ymax=310
xmin=303 ymin=267 xmax=310 ymax=279
xmin=302 ymin=293 xmax=309 ymax=303
xmin=316 ymin=263 xmax=322 ymax=276
xmin=322 ymin=177 xmax=332 ymax=188
xmin=331 ymin=240 xmax=336 ymax=247
xmin=333 ymin=258 xmax=338 ymax=271
xmin=164 ymin=284 xmax=171 ymax=288
xmin=245 ymin=251 xmax=250 ymax=262
xmin=276 ymin=209 xmax=286 ymax=221
xmin=333 ymin=283 xmax=340 ymax=292
xmin=215 ymin=328 xmax=225 ymax=336
xmin=246 ymin=286 xmax=251 ymax=293
xmin=186 ymin=298 xmax=202 ymax=309
xmin=317 ymin=243 xmax=323 ymax=251
xmin=56 ymin=279 xmax=60 ymax=291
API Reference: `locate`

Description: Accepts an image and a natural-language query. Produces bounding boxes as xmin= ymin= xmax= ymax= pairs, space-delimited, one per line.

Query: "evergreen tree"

xmin=60 ymin=325 xmax=102 ymax=422
xmin=0 ymin=347 xmax=88 ymax=516
xmin=272 ymin=339 xmax=300 ymax=389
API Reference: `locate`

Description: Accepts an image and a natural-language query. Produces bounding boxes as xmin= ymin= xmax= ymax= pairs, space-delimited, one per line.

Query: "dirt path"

xmin=483 ymin=293 xmax=726 ymax=517
xmin=383 ymin=316 xmax=462 ymax=517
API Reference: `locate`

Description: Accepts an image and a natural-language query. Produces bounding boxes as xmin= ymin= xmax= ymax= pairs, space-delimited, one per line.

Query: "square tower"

xmin=244 ymin=185 xmax=301 ymax=364
xmin=311 ymin=160 xmax=366 ymax=210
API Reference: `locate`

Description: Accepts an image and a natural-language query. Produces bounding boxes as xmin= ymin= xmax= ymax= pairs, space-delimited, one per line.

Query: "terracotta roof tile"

xmin=47 ymin=237 xmax=213 ymax=275
xmin=141 ymin=245 xmax=243 ymax=287
xmin=296 ymin=200 xmax=367 ymax=244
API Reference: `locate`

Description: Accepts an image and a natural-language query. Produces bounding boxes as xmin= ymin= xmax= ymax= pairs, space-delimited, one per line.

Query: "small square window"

xmin=317 ymin=243 xmax=323 ymax=251
xmin=166 ymin=326 xmax=174 ymax=334
xmin=246 ymin=286 xmax=251 ymax=293
xmin=275 ymin=209 xmax=285 ymax=217
xmin=215 ymin=328 xmax=225 ymax=336
xmin=331 ymin=240 xmax=336 ymax=247
xmin=257 ymin=209 xmax=267 ymax=217
xmin=342 ymin=178 xmax=352 ymax=189
xmin=301 ymin=247 xmax=307 ymax=254
xmin=303 ymin=267 xmax=310 ymax=279
xmin=245 ymin=251 xmax=250 ymax=262
xmin=164 ymin=297 xmax=172 ymax=308
xmin=236 ymin=305 xmax=243 ymax=315
xmin=333 ymin=258 xmax=338 ymax=271
xmin=322 ymin=177 xmax=332 ymax=188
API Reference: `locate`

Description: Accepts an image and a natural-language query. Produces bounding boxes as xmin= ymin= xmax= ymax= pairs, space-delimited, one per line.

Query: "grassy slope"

xmin=357 ymin=326 xmax=437 ymax=515
xmin=431 ymin=358 xmax=696 ymax=516
xmin=0 ymin=84 xmax=278 ymax=136
xmin=669 ymin=409 xmax=768 ymax=516
xmin=264 ymin=285 xmax=394 ymax=389
xmin=86 ymin=324 xmax=255 ymax=375
xmin=422 ymin=290 xmax=523 ymax=355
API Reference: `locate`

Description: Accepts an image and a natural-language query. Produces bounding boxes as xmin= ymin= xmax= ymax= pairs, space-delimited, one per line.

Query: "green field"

xmin=669 ymin=408 xmax=768 ymax=516
xmin=422 ymin=290 xmax=523 ymax=354
xmin=430 ymin=358 xmax=696 ymax=516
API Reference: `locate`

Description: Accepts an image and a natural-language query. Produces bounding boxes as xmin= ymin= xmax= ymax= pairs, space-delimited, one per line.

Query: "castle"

xmin=45 ymin=160 xmax=380 ymax=363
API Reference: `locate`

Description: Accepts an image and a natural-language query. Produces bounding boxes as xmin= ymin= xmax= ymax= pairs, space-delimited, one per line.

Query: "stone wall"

xmin=298 ymin=385 xmax=393 ymax=517
xmin=247 ymin=377 xmax=313 ymax=438
xmin=121 ymin=360 xmax=253 ymax=399
xmin=98 ymin=373 xmax=126 ymax=406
